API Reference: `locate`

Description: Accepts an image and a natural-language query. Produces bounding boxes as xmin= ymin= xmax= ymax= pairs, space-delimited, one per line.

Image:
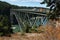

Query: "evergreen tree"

xmin=41 ymin=0 xmax=60 ymax=20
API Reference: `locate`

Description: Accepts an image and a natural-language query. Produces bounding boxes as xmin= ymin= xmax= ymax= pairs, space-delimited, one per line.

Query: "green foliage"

xmin=23 ymin=22 xmax=31 ymax=33
xmin=32 ymin=25 xmax=37 ymax=29
xmin=0 ymin=15 xmax=11 ymax=36
xmin=0 ymin=1 xmax=10 ymax=10
xmin=21 ymin=22 xmax=38 ymax=33
xmin=41 ymin=0 xmax=60 ymax=20
xmin=22 ymin=22 xmax=44 ymax=33
xmin=0 ymin=1 xmax=13 ymax=36
xmin=0 ymin=22 xmax=3 ymax=27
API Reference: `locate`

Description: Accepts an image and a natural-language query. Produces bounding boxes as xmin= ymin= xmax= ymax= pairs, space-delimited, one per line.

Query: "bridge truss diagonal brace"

xmin=10 ymin=11 xmax=24 ymax=32
xmin=10 ymin=10 xmax=48 ymax=32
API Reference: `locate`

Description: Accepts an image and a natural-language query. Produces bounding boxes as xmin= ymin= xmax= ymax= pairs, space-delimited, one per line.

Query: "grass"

xmin=0 ymin=21 xmax=60 ymax=40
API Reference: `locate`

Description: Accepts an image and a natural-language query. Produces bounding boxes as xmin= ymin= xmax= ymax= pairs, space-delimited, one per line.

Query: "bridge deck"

xmin=10 ymin=8 xmax=49 ymax=16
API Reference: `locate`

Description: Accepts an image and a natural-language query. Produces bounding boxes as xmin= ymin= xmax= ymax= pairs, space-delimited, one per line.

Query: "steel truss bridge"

xmin=10 ymin=7 xmax=49 ymax=32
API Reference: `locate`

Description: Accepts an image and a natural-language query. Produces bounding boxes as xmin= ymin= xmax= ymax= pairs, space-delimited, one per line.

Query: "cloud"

xmin=19 ymin=0 xmax=43 ymax=2
xmin=10 ymin=0 xmax=17 ymax=2
xmin=10 ymin=0 xmax=43 ymax=2
xmin=1 ymin=0 xmax=43 ymax=2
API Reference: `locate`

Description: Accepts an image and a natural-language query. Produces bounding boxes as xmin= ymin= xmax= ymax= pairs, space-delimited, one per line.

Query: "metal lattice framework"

xmin=10 ymin=8 xmax=49 ymax=32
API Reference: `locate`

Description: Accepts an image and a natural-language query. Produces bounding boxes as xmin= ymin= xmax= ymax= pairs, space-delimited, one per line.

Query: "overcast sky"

xmin=0 ymin=0 xmax=47 ymax=7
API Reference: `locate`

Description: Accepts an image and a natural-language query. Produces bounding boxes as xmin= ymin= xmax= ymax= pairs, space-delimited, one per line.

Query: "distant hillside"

xmin=0 ymin=1 xmax=34 ymax=9
xmin=0 ymin=1 xmax=20 ymax=9
xmin=0 ymin=1 xmax=42 ymax=9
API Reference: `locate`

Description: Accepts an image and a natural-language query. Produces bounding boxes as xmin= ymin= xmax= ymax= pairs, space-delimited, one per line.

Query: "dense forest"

xmin=0 ymin=1 xmax=12 ymax=36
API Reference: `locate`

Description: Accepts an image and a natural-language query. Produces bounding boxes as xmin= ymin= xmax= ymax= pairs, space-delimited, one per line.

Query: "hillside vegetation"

xmin=0 ymin=1 xmax=40 ymax=36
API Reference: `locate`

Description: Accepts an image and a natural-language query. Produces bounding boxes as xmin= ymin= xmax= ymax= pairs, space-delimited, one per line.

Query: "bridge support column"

xmin=16 ymin=12 xmax=24 ymax=32
xmin=10 ymin=11 xmax=14 ymax=25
